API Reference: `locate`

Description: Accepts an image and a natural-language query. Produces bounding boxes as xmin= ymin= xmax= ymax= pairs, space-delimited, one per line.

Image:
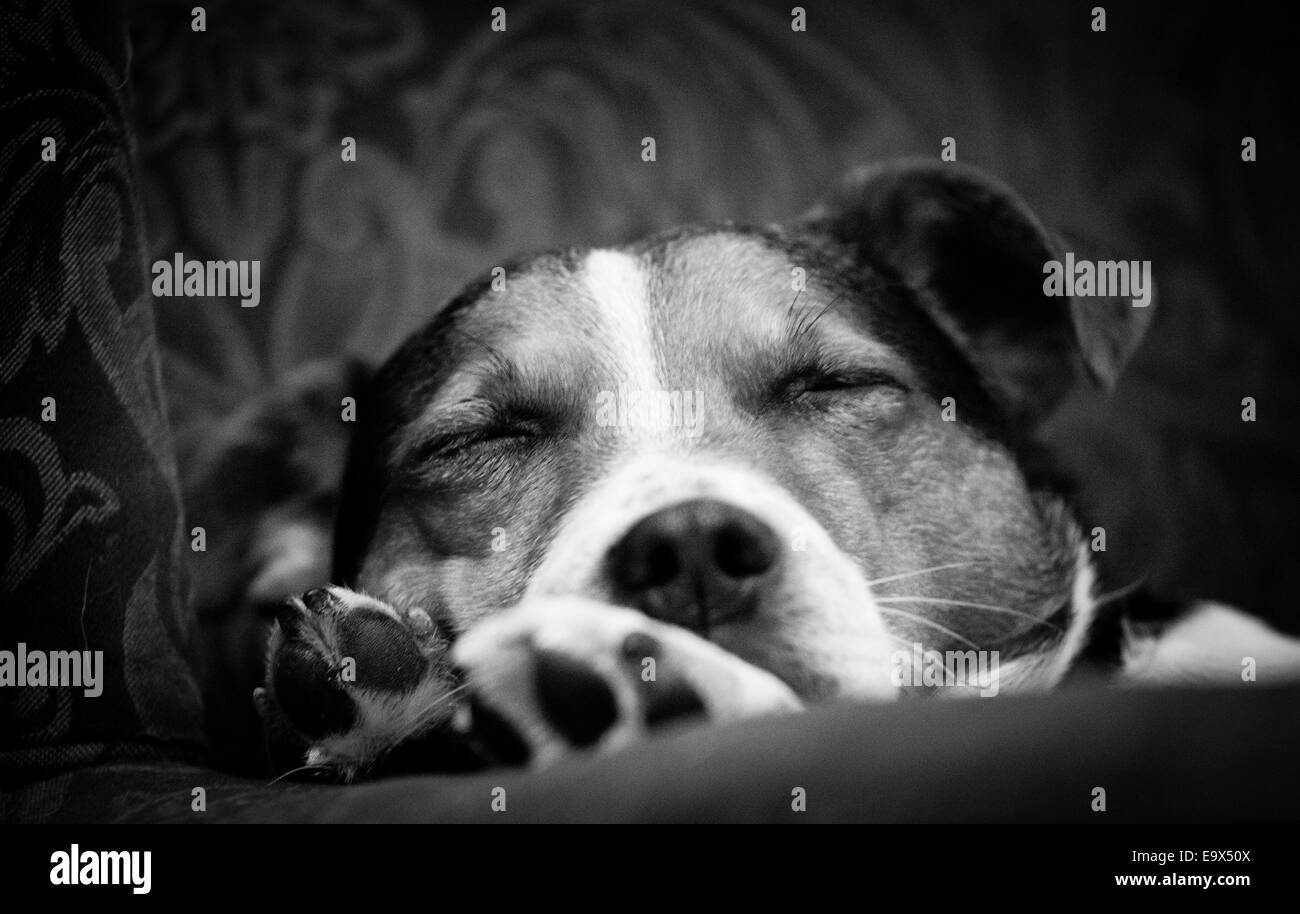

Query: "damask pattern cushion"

xmin=132 ymin=0 xmax=1298 ymax=635
xmin=0 ymin=0 xmax=205 ymax=804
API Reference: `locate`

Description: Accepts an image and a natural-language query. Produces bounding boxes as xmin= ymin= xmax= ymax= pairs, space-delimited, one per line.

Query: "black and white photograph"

xmin=0 ymin=0 xmax=1296 ymax=886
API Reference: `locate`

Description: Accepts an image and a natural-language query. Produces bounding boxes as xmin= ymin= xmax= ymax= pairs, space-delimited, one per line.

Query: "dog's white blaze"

xmin=581 ymin=249 xmax=660 ymax=393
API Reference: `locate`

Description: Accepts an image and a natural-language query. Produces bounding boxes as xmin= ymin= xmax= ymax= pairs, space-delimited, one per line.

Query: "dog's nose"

xmin=606 ymin=499 xmax=779 ymax=631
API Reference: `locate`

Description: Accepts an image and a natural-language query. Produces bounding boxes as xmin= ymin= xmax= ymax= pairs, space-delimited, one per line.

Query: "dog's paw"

xmin=452 ymin=598 xmax=803 ymax=767
xmin=255 ymin=586 xmax=457 ymax=779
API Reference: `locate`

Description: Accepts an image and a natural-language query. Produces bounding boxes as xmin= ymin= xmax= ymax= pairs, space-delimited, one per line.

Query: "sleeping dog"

xmin=212 ymin=160 xmax=1299 ymax=779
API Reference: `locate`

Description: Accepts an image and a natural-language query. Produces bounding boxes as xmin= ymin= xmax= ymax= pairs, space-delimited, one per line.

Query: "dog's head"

xmin=327 ymin=160 xmax=1151 ymax=702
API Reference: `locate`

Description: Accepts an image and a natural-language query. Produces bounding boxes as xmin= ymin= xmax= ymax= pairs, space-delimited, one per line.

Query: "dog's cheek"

xmin=359 ymin=497 xmax=551 ymax=612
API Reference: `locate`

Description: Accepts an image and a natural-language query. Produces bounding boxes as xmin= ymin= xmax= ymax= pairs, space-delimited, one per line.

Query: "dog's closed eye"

xmin=404 ymin=425 xmax=539 ymax=478
xmin=417 ymin=423 xmax=540 ymax=460
xmin=774 ymin=366 xmax=909 ymax=402
xmin=397 ymin=409 xmax=549 ymax=484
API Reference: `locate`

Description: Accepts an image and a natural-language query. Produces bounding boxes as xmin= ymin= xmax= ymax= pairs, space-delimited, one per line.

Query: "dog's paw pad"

xmin=534 ymin=647 xmax=620 ymax=747
xmin=270 ymin=638 xmax=357 ymax=740
xmin=453 ymin=600 xmax=790 ymax=765
xmin=619 ymin=632 xmax=707 ymax=729
xmin=334 ymin=607 xmax=428 ymax=692
xmin=262 ymin=587 xmax=458 ymax=775
xmin=300 ymin=586 xmax=337 ymax=613
xmin=465 ymin=693 xmax=533 ymax=766
xmin=620 ymin=631 xmax=660 ymax=661
xmin=639 ymin=673 xmax=707 ymax=729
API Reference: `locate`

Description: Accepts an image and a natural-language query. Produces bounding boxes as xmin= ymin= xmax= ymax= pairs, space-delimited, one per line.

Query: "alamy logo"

xmin=50 ymin=845 xmax=151 ymax=894
xmin=1042 ymin=253 xmax=1152 ymax=307
xmin=890 ymin=642 xmax=1000 ymax=697
xmin=594 ymin=385 xmax=704 ymax=437
xmin=0 ymin=644 xmax=103 ymax=697
xmin=151 ymin=253 xmax=261 ymax=307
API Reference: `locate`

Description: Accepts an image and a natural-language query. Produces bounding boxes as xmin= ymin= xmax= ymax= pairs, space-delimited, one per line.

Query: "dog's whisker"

xmin=867 ymin=561 xmax=987 ymax=587
xmin=394 ymin=680 xmax=473 ymax=741
xmin=875 ymin=596 xmax=1063 ymax=633
xmin=268 ymin=763 xmax=329 ymax=785
xmin=786 ymin=288 xmax=803 ymax=320
xmin=884 ymin=634 xmax=961 ymax=681
xmin=798 ymin=290 xmax=846 ymax=337
xmin=369 ymin=681 xmax=479 ymax=770
xmin=877 ymin=607 xmax=982 ymax=650
xmin=1092 ymin=574 xmax=1149 ymax=609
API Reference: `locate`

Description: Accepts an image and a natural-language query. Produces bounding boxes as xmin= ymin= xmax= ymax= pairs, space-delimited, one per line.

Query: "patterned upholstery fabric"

xmin=132 ymin=0 xmax=1298 ymax=631
xmin=0 ymin=0 xmax=205 ymax=803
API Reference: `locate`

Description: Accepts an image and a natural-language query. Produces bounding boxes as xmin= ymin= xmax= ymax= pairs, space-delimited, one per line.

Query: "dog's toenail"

xmin=407 ymin=607 xmax=433 ymax=636
xmin=301 ymin=587 xmax=334 ymax=612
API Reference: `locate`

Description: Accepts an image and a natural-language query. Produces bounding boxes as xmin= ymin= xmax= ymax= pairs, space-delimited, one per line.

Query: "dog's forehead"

xmin=429 ymin=230 xmax=895 ymax=394
xmin=640 ymin=232 xmax=833 ymax=371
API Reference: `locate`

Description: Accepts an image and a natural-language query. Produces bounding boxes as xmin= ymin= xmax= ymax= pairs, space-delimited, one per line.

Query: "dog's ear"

xmin=799 ymin=159 xmax=1153 ymax=423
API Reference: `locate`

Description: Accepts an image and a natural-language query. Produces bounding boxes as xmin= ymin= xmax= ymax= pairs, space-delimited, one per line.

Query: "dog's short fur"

xmin=187 ymin=161 xmax=1300 ymax=779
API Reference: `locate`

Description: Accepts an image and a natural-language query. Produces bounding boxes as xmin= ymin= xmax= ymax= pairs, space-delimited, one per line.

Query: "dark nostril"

xmin=714 ymin=518 xmax=778 ymax=579
xmin=643 ymin=539 xmax=680 ymax=587
xmin=606 ymin=499 xmax=779 ymax=629
xmin=609 ymin=530 xmax=679 ymax=592
xmin=638 ymin=538 xmax=680 ymax=589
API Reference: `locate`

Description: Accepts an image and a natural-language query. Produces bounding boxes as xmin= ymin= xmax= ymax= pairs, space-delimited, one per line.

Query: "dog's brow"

xmin=789 ymin=291 xmax=847 ymax=340
xmin=777 ymin=289 xmax=903 ymax=368
xmin=391 ymin=392 xmax=489 ymax=468
xmin=408 ymin=370 xmax=523 ymax=441
xmin=409 ymin=322 xmax=534 ymax=428
xmin=784 ymin=277 xmax=897 ymax=341
xmin=401 ymin=339 xmax=586 ymax=457
xmin=418 ymin=395 xmax=500 ymax=429
xmin=447 ymin=325 xmax=517 ymax=380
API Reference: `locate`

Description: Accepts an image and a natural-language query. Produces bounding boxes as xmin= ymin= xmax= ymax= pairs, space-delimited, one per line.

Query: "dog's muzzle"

xmin=522 ymin=454 xmax=898 ymax=702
